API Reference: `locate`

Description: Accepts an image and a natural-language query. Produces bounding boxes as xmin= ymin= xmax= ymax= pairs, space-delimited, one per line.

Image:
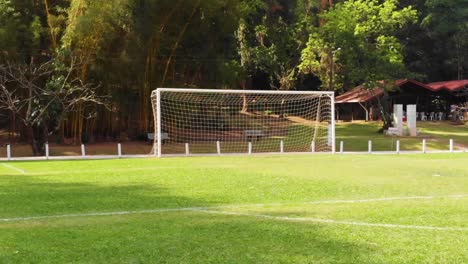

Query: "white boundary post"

xmin=422 ymin=139 xmax=426 ymax=154
xmin=368 ymin=140 xmax=372 ymax=154
xmin=248 ymin=142 xmax=252 ymax=155
xmin=340 ymin=141 xmax=344 ymax=154
xmin=396 ymin=140 xmax=400 ymax=154
xmin=185 ymin=143 xmax=190 ymax=156
xmin=156 ymin=89 xmax=162 ymax=158
xmin=330 ymin=94 xmax=336 ymax=154
xmin=6 ymin=144 xmax=11 ymax=160
xmin=217 ymin=141 xmax=221 ymax=155
xmin=311 ymin=141 xmax=315 ymax=153
xmin=118 ymin=143 xmax=122 ymax=158
xmin=81 ymin=144 xmax=86 ymax=158
xmin=280 ymin=140 xmax=284 ymax=153
xmin=45 ymin=143 xmax=49 ymax=159
xmin=449 ymin=139 xmax=454 ymax=153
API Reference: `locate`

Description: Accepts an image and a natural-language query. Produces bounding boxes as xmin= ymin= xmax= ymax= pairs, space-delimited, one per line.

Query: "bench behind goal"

xmin=151 ymin=88 xmax=335 ymax=157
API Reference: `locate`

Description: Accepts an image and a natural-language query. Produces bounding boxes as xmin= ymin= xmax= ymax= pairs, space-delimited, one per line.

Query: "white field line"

xmin=217 ymin=194 xmax=468 ymax=209
xmin=0 ymin=207 xmax=202 ymax=223
xmin=194 ymin=209 xmax=468 ymax=231
xmin=12 ymin=165 xmax=238 ymax=176
xmin=0 ymin=194 xmax=467 ymax=223
xmin=1 ymin=163 xmax=25 ymax=174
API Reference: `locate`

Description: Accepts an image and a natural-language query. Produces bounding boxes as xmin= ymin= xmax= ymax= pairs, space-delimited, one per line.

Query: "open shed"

xmin=336 ymin=79 xmax=436 ymax=121
xmin=336 ymin=79 xmax=468 ymax=121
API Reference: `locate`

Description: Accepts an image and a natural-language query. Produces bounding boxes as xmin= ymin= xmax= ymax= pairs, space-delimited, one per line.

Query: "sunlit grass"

xmin=0 ymin=154 xmax=467 ymax=263
xmin=336 ymin=121 xmax=468 ymax=151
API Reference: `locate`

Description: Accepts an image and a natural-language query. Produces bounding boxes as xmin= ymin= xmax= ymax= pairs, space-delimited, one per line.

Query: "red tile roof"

xmin=427 ymin=80 xmax=468 ymax=92
xmin=336 ymin=79 xmax=467 ymax=104
xmin=335 ymin=86 xmax=384 ymax=103
xmin=395 ymin=79 xmax=437 ymax=92
xmin=336 ymin=79 xmax=432 ymax=103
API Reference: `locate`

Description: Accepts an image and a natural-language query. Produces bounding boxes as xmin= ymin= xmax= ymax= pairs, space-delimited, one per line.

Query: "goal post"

xmin=151 ymin=88 xmax=335 ymax=157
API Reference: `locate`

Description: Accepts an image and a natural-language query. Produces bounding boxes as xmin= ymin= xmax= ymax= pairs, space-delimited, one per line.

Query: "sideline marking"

xmin=0 ymin=194 xmax=467 ymax=223
xmin=195 ymin=209 xmax=468 ymax=231
xmin=18 ymin=165 xmax=237 ymax=176
xmin=1 ymin=163 xmax=25 ymax=174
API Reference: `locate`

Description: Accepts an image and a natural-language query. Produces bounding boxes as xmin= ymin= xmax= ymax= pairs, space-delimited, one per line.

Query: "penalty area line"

xmin=0 ymin=194 xmax=467 ymax=223
xmin=1 ymin=163 xmax=25 ymax=174
xmin=194 ymin=209 xmax=468 ymax=231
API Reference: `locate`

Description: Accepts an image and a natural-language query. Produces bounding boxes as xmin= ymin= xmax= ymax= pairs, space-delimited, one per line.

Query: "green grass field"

xmin=1 ymin=154 xmax=467 ymax=263
xmin=336 ymin=121 xmax=468 ymax=151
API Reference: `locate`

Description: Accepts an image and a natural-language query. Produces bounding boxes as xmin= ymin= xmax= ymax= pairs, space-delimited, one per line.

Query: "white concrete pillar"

xmin=407 ymin=105 xmax=417 ymax=136
xmin=393 ymin=104 xmax=403 ymax=136
xmin=117 ymin=143 xmax=122 ymax=158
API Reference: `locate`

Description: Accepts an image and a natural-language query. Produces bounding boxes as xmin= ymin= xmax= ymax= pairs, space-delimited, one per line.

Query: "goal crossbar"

xmin=155 ymin=88 xmax=334 ymax=95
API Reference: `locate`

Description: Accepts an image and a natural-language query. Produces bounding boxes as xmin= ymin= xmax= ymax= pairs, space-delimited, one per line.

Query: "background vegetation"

xmin=0 ymin=0 xmax=466 ymax=148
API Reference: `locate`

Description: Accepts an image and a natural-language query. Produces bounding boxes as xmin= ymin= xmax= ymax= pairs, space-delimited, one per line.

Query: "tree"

xmin=300 ymin=0 xmax=417 ymax=90
xmin=0 ymin=57 xmax=107 ymax=155
xmin=299 ymin=0 xmax=417 ymax=128
xmin=235 ymin=1 xmax=314 ymax=91
xmin=422 ymin=0 xmax=468 ymax=80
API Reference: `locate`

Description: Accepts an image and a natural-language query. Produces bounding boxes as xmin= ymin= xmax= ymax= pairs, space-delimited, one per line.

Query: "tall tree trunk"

xmin=43 ymin=0 xmax=58 ymax=49
xmin=160 ymin=0 xmax=201 ymax=86
xmin=139 ymin=0 xmax=185 ymax=134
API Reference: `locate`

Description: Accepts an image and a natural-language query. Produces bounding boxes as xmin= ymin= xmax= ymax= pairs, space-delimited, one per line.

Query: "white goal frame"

xmin=152 ymin=88 xmax=335 ymax=157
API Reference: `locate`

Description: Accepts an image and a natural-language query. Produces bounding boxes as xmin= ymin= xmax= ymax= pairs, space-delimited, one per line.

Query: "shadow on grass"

xmin=0 ymin=167 xmax=381 ymax=263
xmin=0 ymin=210 xmax=381 ymax=264
xmin=0 ymin=175 xmax=214 ymax=218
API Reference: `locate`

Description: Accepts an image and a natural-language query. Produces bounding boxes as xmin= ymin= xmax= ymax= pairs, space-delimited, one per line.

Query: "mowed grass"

xmin=0 ymin=154 xmax=468 ymax=263
xmin=336 ymin=121 xmax=468 ymax=151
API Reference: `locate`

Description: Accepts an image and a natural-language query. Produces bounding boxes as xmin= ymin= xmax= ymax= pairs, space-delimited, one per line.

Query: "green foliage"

xmin=61 ymin=0 xmax=134 ymax=53
xmin=300 ymin=0 xmax=417 ymax=90
xmin=422 ymin=0 xmax=467 ymax=79
xmin=235 ymin=2 xmax=310 ymax=90
xmin=0 ymin=0 xmax=466 ymax=140
xmin=0 ymin=0 xmax=23 ymax=55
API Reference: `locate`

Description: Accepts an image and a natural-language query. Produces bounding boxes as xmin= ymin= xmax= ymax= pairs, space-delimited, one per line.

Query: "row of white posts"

xmin=169 ymin=140 xmax=298 ymax=156
xmin=1 ymin=139 xmax=461 ymax=160
xmin=338 ymin=139 xmax=457 ymax=154
xmin=3 ymin=143 xmax=125 ymax=161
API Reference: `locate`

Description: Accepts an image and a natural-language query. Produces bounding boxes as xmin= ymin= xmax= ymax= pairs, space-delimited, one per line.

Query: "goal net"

xmin=151 ymin=88 xmax=335 ymax=157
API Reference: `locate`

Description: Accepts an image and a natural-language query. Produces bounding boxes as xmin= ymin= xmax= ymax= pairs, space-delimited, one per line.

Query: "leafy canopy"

xmin=300 ymin=0 xmax=417 ymax=90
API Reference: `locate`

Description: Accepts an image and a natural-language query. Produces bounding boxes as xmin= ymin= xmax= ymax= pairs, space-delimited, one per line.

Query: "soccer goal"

xmin=151 ymin=88 xmax=335 ymax=157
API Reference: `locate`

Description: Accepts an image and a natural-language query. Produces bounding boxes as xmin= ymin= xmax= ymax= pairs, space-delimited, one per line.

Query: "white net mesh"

xmin=151 ymin=89 xmax=334 ymax=156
